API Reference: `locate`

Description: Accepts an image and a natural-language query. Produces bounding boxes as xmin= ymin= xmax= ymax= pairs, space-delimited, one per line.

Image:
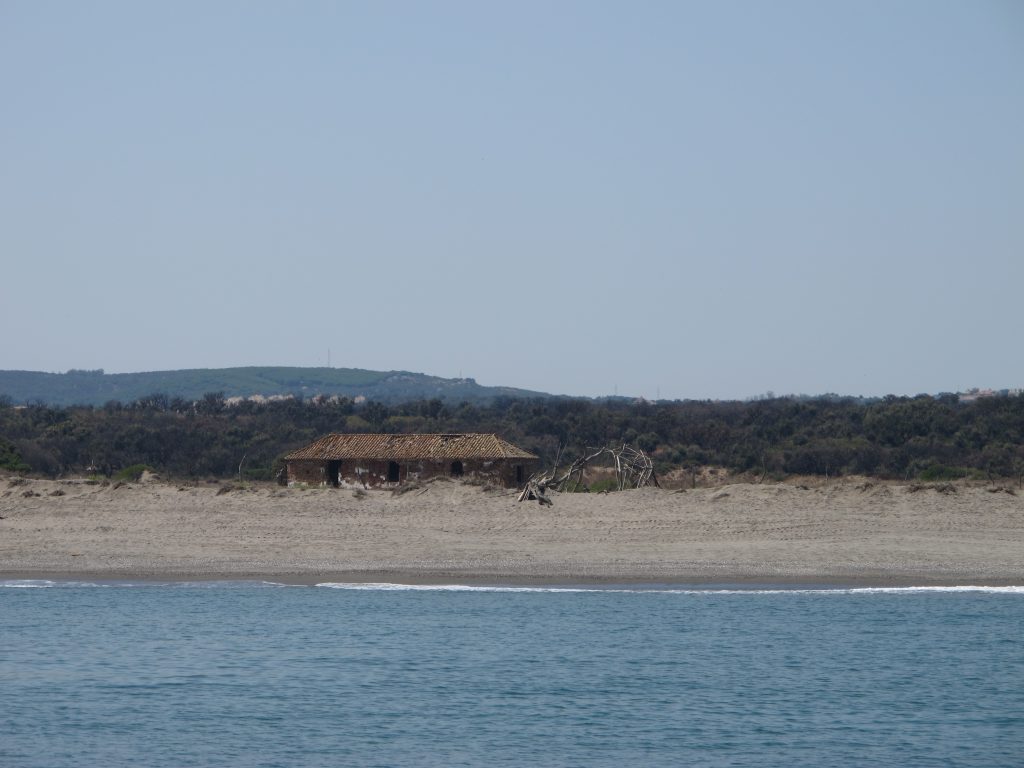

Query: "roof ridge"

xmin=284 ymin=432 xmax=537 ymax=461
xmin=312 ymin=433 xmax=493 ymax=439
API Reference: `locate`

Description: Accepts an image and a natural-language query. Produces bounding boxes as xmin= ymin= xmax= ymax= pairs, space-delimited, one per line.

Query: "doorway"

xmin=327 ymin=461 xmax=341 ymax=487
xmin=450 ymin=460 xmax=464 ymax=478
xmin=387 ymin=461 xmax=400 ymax=483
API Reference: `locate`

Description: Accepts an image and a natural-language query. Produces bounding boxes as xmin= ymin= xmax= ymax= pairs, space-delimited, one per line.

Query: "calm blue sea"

xmin=1 ymin=581 xmax=1022 ymax=767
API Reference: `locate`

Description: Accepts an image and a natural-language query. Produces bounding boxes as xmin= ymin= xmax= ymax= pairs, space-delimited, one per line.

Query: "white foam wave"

xmin=0 ymin=579 xmax=111 ymax=588
xmin=315 ymin=582 xmax=1024 ymax=595
xmin=0 ymin=579 xmax=59 ymax=588
xmin=0 ymin=579 xmax=294 ymax=589
xmin=3 ymin=579 xmax=1020 ymax=594
xmin=316 ymin=582 xmax=599 ymax=593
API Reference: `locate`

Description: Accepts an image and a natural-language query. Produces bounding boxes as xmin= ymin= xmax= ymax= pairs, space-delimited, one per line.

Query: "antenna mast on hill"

xmin=327 ymin=348 xmax=331 ymax=368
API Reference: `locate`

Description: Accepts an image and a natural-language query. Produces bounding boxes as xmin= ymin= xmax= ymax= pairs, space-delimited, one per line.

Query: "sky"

xmin=2 ymin=1 xmax=1021 ymax=401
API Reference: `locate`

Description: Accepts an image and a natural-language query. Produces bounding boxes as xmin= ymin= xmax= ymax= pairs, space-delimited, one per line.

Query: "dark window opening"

xmin=451 ymin=460 xmax=464 ymax=477
xmin=515 ymin=465 xmax=524 ymax=483
xmin=327 ymin=460 xmax=341 ymax=488
xmin=387 ymin=461 xmax=400 ymax=483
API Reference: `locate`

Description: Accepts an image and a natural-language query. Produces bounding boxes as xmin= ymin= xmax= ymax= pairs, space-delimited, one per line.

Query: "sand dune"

xmin=2 ymin=475 xmax=1022 ymax=585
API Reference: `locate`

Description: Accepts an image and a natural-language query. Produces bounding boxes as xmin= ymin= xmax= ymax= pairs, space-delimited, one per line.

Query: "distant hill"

xmin=0 ymin=367 xmax=554 ymax=407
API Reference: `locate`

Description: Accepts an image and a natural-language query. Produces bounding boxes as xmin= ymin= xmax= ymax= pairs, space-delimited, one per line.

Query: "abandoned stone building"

xmin=283 ymin=433 xmax=539 ymax=488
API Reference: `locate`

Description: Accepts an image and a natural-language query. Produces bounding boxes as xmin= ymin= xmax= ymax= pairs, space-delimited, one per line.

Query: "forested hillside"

xmin=0 ymin=367 xmax=549 ymax=406
xmin=2 ymin=393 xmax=1022 ymax=484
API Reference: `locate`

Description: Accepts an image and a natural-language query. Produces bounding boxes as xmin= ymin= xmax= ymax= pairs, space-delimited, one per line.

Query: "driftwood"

xmin=517 ymin=443 xmax=658 ymax=505
xmin=517 ymin=480 xmax=554 ymax=505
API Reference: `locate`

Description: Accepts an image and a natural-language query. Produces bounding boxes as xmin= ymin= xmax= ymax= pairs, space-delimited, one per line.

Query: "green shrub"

xmin=113 ymin=464 xmax=151 ymax=482
xmin=588 ymin=476 xmax=621 ymax=493
xmin=918 ymin=465 xmax=968 ymax=482
xmin=0 ymin=438 xmax=30 ymax=473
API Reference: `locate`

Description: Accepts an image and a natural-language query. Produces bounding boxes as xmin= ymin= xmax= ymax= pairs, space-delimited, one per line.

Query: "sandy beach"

xmin=1 ymin=474 xmax=1022 ymax=586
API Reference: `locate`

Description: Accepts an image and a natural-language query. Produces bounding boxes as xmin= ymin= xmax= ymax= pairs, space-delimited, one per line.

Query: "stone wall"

xmin=286 ymin=457 xmax=538 ymax=488
xmin=286 ymin=460 xmax=328 ymax=486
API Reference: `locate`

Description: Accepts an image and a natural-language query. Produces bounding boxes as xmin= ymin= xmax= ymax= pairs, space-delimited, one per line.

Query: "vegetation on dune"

xmin=0 ymin=435 xmax=31 ymax=473
xmin=0 ymin=391 xmax=1022 ymax=485
xmin=112 ymin=463 xmax=153 ymax=482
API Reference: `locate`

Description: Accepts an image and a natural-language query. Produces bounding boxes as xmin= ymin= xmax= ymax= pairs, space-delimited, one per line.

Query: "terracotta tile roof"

xmin=284 ymin=433 xmax=538 ymax=462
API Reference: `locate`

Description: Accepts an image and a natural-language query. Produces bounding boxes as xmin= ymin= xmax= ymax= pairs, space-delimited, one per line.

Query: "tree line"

xmin=1 ymin=392 xmax=1022 ymax=483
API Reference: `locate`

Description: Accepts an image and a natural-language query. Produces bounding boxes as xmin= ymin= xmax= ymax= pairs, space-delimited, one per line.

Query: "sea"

xmin=1 ymin=581 xmax=1022 ymax=767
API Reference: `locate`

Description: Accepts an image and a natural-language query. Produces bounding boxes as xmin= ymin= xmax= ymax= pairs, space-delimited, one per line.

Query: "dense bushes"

xmin=0 ymin=392 xmax=1022 ymax=482
xmin=0 ymin=437 xmax=30 ymax=473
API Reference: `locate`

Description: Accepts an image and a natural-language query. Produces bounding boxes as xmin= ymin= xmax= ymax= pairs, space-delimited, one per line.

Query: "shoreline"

xmin=3 ymin=476 xmax=1023 ymax=587
xmin=2 ymin=569 xmax=1023 ymax=589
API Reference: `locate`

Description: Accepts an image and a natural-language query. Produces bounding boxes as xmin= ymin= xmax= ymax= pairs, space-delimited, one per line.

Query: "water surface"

xmin=2 ymin=581 xmax=1022 ymax=766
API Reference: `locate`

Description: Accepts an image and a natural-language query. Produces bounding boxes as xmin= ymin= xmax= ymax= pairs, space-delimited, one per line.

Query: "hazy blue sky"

xmin=2 ymin=1 xmax=1021 ymax=400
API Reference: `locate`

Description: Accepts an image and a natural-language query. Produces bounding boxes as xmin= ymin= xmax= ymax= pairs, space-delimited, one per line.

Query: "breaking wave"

xmin=2 ymin=579 xmax=1021 ymax=594
xmin=313 ymin=582 xmax=1024 ymax=595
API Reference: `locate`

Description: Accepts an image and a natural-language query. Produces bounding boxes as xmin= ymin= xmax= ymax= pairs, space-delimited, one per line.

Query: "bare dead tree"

xmin=517 ymin=443 xmax=658 ymax=504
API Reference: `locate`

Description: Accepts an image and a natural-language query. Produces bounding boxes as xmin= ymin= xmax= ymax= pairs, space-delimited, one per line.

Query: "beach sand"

xmin=1 ymin=475 xmax=1022 ymax=585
